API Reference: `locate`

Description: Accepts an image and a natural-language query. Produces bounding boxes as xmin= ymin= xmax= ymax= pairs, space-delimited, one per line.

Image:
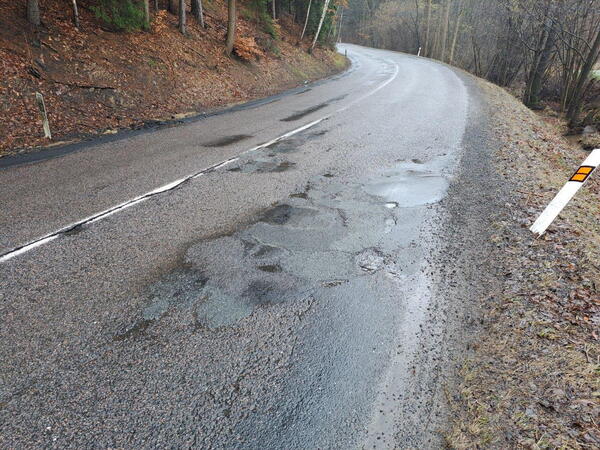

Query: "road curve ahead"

xmin=0 ymin=44 xmax=491 ymax=448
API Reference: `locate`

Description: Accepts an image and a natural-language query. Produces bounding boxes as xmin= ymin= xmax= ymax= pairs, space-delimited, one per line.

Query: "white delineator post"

xmin=35 ymin=92 xmax=52 ymax=139
xmin=530 ymin=148 xmax=600 ymax=236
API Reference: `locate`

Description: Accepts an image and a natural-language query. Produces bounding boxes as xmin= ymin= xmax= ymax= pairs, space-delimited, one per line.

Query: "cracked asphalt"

xmin=0 ymin=44 xmax=497 ymax=448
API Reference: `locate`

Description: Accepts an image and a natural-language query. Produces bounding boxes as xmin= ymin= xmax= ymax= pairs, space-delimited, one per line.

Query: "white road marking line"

xmin=1 ymin=57 xmax=400 ymax=263
xmin=530 ymin=148 xmax=600 ymax=236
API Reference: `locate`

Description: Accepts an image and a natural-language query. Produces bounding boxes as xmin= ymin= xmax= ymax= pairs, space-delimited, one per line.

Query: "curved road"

xmin=0 ymin=44 xmax=491 ymax=448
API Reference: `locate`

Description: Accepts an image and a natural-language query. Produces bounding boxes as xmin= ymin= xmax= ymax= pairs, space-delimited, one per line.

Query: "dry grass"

xmin=446 ymin=80 xmax=600 ymax=449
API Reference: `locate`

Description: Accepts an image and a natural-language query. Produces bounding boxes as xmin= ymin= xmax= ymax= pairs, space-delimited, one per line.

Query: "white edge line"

xmin=1 ymin=58 xmax=400 ymax=263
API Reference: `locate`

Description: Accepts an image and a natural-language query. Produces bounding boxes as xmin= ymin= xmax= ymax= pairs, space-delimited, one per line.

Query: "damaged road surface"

xmin=0 ymin=44 xmax=492 ymax=448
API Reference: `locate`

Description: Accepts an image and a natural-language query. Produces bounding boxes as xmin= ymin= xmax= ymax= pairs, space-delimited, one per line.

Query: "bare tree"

xmin=191 ymin=0 xmax=205 ymax=28
xmin=300 ymin=0 xmax=313 ymax=40
xmin=311 ymin=0 xmax=332 ymax=52
xmin=337 ymin=6 xmax=344 ymax=43
xmin=27 ymin=0 xmax=40 ymax=26
xmin=226 ymin=0 xmax=237 ymax=55
xmin=71 ymin=0 xmax=80 ymax=28
xmin=567 ymin=27 xmax=600 ymax=125
xmin=179 ymin=0 xmax=186 ymax=34
xmin=142 ymin=0 xmax=150 ymax=30
xmin=424 ymin=0 xmax=432 ymax=56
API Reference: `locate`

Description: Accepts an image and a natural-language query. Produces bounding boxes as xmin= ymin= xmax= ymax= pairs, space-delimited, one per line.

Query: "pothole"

xmin=355 ymin=248 xmax=386 ymax=273
xmin=363 ymin=161 xmax=449 ymax=207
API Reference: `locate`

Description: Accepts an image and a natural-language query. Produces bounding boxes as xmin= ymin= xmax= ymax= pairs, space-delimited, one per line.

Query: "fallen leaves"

xmin=0 ymin=0 xmax=343 ymax=157
xmin=446 ymin=79 xmax=600 ymax=449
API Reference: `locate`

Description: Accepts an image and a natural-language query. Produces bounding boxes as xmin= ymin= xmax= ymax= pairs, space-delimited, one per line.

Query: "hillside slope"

xmin=0 ymin=0 xmax=346 ymax=156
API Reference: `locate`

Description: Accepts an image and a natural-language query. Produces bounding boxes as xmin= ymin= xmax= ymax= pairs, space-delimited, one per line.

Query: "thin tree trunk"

xmin=448 ymin=2 xmax=464 ymax=65
xmin=337 ymin=7 xmax=343 ymax=43
xmin=440 ymin=0 xmax=451 ymax=62
xmin=27 ymin=0 xmax=40 ymax=26
xmin=154 ymin=0 xmax=159 ymax=10
xmin=191 ymin=0 xmax=204 ymax=27
xmin=567 ymin=27 xmax=600 ymax=125
xmin=179 ymin=0 xmax=186 ymax=34
xmin=142 ymin=0 xmax=150 ymax=30
xmin=311 ymin=0 xmax=331 ymax=52
xmin=272 ymin=0 xmax=276 ymax=20
xmin=226 ymin=0 xmax=236 ymax=55
xmin=300 ymin=0 xmax=312 ymax=41
xmin=424 ymin=0 xmax=432 ymax=56
xmin=524 ymin=19 xmax=556 ymax=108
xmin=71 ymin=0 xmax=80 ymax=28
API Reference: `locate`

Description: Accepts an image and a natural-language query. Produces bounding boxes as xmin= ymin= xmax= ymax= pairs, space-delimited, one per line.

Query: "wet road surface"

xmin=0 ymin=44 xmax=492 ymax=448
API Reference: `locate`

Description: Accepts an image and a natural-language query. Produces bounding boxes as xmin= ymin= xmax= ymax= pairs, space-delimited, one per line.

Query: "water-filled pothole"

xmin=363 ymin=160 xmax=449 ymax=207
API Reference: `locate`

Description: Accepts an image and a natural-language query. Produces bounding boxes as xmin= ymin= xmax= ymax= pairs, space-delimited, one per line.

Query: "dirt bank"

xmin=447 ymin=79 xmax=599 ymax=448
xmin=0 ymin=0 xmax=346 ymax=157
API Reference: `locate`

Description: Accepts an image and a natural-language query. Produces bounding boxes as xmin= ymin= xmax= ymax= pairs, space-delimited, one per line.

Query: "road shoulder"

xmin=445 ymin=78 xmax=600 ymax=448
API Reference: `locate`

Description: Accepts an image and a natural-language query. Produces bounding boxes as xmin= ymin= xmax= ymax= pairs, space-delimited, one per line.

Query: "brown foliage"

xmin=234 ymin=36 xmax=264 ymax=61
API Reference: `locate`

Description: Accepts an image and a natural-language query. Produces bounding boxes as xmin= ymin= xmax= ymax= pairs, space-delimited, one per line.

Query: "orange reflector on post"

xmin=570 ymin=165 xmax=595 ymax=183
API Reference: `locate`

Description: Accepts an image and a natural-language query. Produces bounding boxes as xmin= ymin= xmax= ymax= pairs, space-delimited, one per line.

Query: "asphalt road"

xmin=0 ymin=44 xmax=494 ymax=448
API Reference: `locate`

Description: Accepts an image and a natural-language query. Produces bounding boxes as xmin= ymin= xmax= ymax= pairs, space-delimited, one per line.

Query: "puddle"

xmin=281 ymin=103 xmax=329 ymax=122
xmin=363 ymin=161 xmax=449 ymax=207
xmin=202 ymin=134 xmax=253 ymax=147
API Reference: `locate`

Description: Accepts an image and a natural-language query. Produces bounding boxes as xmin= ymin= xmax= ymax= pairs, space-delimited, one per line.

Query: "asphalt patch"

xmin=281 ymin=103 xmax=329 ymax=122
xmin=202 ymin=134 xmax=253 ymax=147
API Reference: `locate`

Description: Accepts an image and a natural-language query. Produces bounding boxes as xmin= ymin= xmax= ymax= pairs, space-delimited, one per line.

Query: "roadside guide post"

xmin=35 ymin=92 xmax=52 ymax=139
xmin=530 ymin=148 xmax=600 ymax=236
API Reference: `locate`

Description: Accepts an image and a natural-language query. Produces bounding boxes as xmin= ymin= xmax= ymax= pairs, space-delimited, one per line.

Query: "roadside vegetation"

xmin=447 ymin=79 xmax=600 ymax=449
xmin=343 ymin=0 xmax=600 ymax=139
xmin=1 ymin=0 xmax=348 ymax=154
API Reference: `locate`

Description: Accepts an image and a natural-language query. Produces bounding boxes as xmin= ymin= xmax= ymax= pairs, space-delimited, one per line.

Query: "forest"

xmin=23 ymin=0 xmax=345 ymax=55
xmin=2 ymin=0 xmax=348 ymax=152
xmin=343 ymin=0 xmax=600 ymax=130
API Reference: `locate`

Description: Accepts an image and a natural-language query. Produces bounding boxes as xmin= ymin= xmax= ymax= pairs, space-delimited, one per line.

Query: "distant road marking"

xmin=530 ymin=148 xmax=599 ymax=236
xmin=0 ymin=56 xmax=399 ymax=263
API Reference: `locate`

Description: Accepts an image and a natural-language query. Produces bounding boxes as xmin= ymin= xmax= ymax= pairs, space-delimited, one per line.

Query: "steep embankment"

xmin=0 ymin=0 xmax=346 ymax=156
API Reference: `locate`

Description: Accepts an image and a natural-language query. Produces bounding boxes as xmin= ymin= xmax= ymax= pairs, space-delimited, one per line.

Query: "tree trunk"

xmin=448 ymin=2 xmax=464 ymax=65
xmin=226 ymin=0 xmax=236 ymax=55
xmin=424 ymin=0 xmax=431 ymax=56
xmin=300 ymin=0 xmax=312 ymax=41
xmin=567 ymin=27 xmax=600 ymax=125
xmin=440 ymin=0 xmax=451 ymax=62
xmin=413 ymin=0 xmax=420 ymax=53
xmin=524 ymin=17 xmax=556 ymax=109
xmin=191 ymin=0 xmax=204 ymax=27
xmin=27 ymin=0 xmax=40 ymax=26
xmin=169 ymin=0 xmax=178 ymax=14
xmin=179 ymin=0 xmax=186 ymax=34
xmin=71 ymin=0 xmax=80 ymax=28
xmin=154 ymin=0 xmax=159 ymax=10
xmin=336 ymin=7 xmax=343 ymax=43
xmin=310 ymin=0 xmax=331 ymax=52
xmin=142 ymin=0 xmax=150 ymax=30
xmin=272 ymin=0 xmax=276 ymax=20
